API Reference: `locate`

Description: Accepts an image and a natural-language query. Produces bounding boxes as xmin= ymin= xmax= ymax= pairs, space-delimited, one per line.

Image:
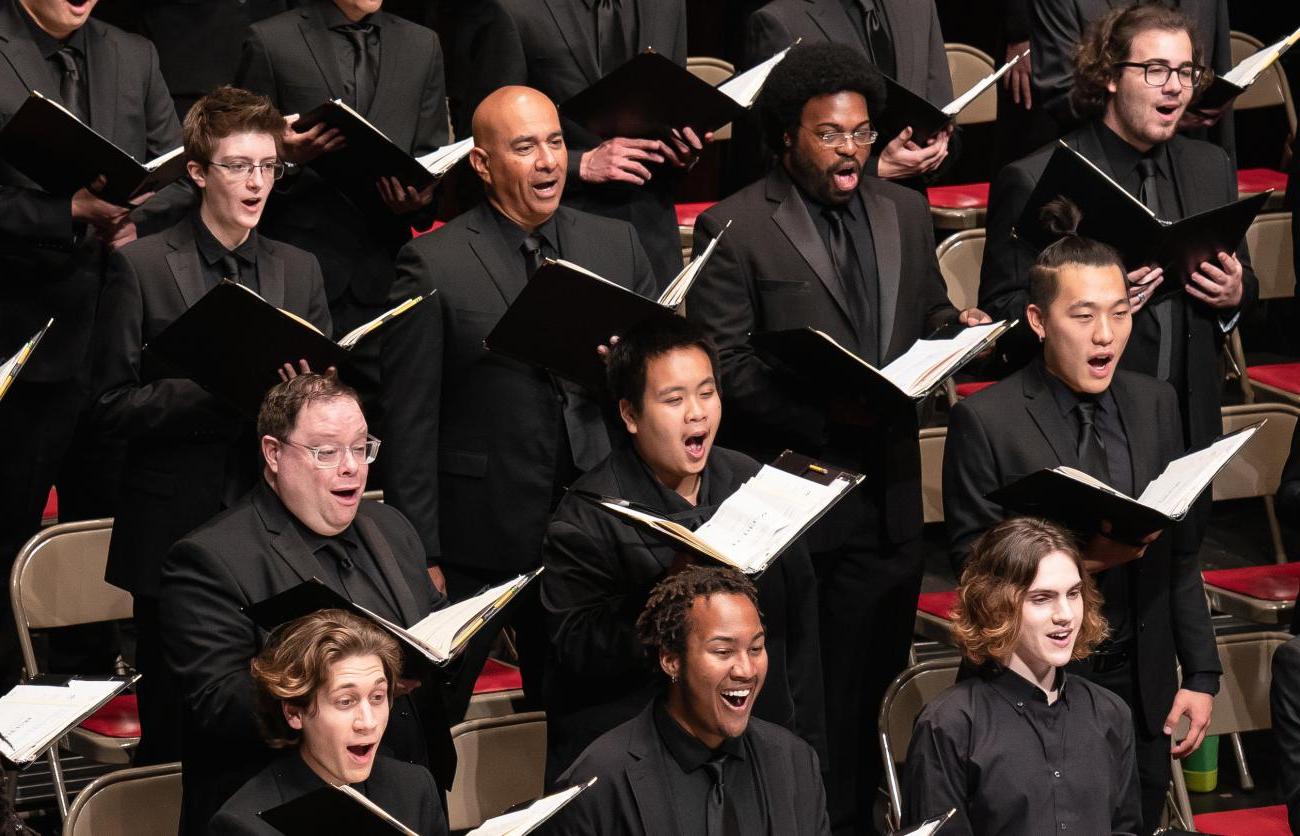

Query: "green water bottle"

xmin=1182 ymin=734 xmax=1220 ymax=793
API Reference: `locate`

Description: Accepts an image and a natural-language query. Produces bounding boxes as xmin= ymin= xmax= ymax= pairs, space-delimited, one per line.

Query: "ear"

xmin=187 ymin=160 xmax=207 ymax=190
xmin=659 ymin=648 xmax=681 ymax=682
xmin=261 ymin=435 xmax=282 ymax=474
xmin=283 ymin=702 xmax=304 ymax=731
xmin=1026 ymin=303 xmax=1047 ymax=342
xmin=618 ymin=398 xmax=638 ymax=436
xmin=468 ymin=147 xmax=491 ymax=184
xmin=782 ymin=129 xmax=794 ymax=148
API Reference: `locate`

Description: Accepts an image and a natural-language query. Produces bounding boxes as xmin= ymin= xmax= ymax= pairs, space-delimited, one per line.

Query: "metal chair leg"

xmin=1168 ymin=755 xmax=1194 ymax=830
xmin=1229 ymin=732 xmax=1255 ymax=791
xmin=47 ymin=742 xmax=69 ymax=820
xmin=1264 ymin=496 xmax=1287 ymax=564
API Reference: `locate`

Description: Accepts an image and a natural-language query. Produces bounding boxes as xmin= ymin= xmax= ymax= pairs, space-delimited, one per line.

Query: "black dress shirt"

xmin=904 ymin=665 xmax=1141 ymax=836
xmin=1093 ymin=122 xmax=1181 ymax=219
xmin=652 ymin=698 xmax=769 ymax=836
xmin=579 ymin=0 xmax=638 ymax=73
xmin=799 ymin=188 xmax=882 ymax=363
xmin=19 ymin=1 xmax=89 ymax=119
xmin=192 ymin=213 xmax=261 ymax=293
xmin=320 ymin=0 xmax=381 ymax=113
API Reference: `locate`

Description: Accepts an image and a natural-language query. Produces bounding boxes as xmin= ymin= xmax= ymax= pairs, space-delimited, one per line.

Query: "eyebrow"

xmin=706 ymin=631 xmax=767 ymax=643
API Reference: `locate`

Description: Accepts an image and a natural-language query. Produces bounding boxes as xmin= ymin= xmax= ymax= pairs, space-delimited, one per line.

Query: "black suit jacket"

xmin=234 ymin=0 xmax=449 ymax=313
xmin=686 ymin=165 xmax=956 ymax=545
xmin=209 ymin=752 xmax=446 ymax=836
xmin=378 ymin=202 xmax=656 ymax=573
xmin=547 ymin=701 xmax=831 ymax=835
xmin=0 ymin=0 xmax=192 ymax=380
xmin=93 ymin=219 xmax=330 ymax=598
xmin=540 ymin=443 xmax=825 ymax=778
xmin=979 ymin=122 xmax=1257 ymax=450
xmin=942 ymin=363 xmax=1221 ymax=733
xmin=158 ymin=481 xmax=447 ymax=834
xmin=1270 ymin=636 xmax=1300 ymax=835
xmin=459 ymin=0 xmax=688 ymax=286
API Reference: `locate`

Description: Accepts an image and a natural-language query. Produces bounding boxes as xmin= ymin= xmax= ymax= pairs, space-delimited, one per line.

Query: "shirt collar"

xmin=1038 ymin=357 xmax=1118 ymax=420
xmin=982 ymin=663 xmax=1070 ymax=709
xmin=1094 ymin=120 xmax=1170 ymax=182
xmin=191 ymin=211 xmax=259 ymax=268
xmin=18 ymin=0 xmax=87 ymax=59
xmin=791 ymin=172 xmax=864 ymax=222
xmin=652 ymin=697 xmax=746 ymax=773
xmin=290 ymin=510 xmax=359 ymax=556
xmin=488 ymin=203 xmax=559 ymax=260
xmin=320 ymin=0 xmax=377 ymax=29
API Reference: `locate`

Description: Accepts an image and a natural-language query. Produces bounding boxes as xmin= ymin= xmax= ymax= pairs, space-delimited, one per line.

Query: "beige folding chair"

xmin=1228 ymin=31 xmax=1296 ymax=211
xmin=686 ymin=56 xmax=736 ymax=140
xmin=877 ymin=658 xmax=961 ymax=832
xmin=446 ymin=710 xmax=547 ymax=831
xmin=1230 ymin=212 xmax=1297 ymax=403
xmin=1211 ymin=403 xmax=1298 ymax=563
xmin=10 ymin=519 xmax=137 ymax=819
xmin=929 ymin=44 xmax=997 ymax=231
xmin=918 ymin=427 xmax=947 ymax=526
xmin=62 ymin=761 xmax=181 ymax=836
xmin=935 ymin=230 xmax=990 ymax=405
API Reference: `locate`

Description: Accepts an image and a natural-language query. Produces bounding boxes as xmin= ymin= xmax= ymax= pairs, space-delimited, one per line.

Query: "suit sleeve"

xmin=413 ymin=32 xmax=451 ymax=153
xmin=780 ymin=544 xmax=827 ymax=769
xmin=91 ymin=250 xmax=233 ymax=440
xmin=377 ymin=242 xmax=443 ymax=563
xmin=978 ymin=161 xmax=1038 ymax=323
xmin=1030 ymin=0 xmax=1080 ymax=126
xmin=923 ymin=1 xmax=954 ymax=103
xmin=1218 ymin=144 xmax=1257 ymax=326
xmin=743 ymin=9 xmax=790 ymax=70
xmin=233 ymin=29 xmax=277 ymax=99
xmin=304 ymin=253 xmax=333 ymax=336
xmin=1001 ymin=0 xmax=1031 ymax=43
xmin=450 ymin=0 xmax=526 ymax=138
xmin=0 ymin=185 xmax=75 ymax=249
xmin=159 ymin=539 xmax=264 ymax=748
xmin=902 ymin=708 xmax=976 ymax=836
xmin=685 ymin=212 xmax=828 ymax=451
xmin=1271 ymin=637 xmax=1300 ymax=836
xmin=131 ymin=36 xmax=195 ymax=236
xmin=942 ymin=399 xmax=1003 ymax=573
xmin=909 ymin=189 xmax=960 ymax=330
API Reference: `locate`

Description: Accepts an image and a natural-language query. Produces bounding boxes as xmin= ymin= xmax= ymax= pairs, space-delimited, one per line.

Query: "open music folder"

xmin=0 ymin=90 xmax=186 ymax=205
xmin=752 ymin=320 xmax=1013 ymax=403
xmin=876 ymin=50 xmax=1028 ymax=144
xmin=1013 ymin=141 xmax=1270 ymax=295
xmin=899 ymin=808 xmax=957 ymax=836
xmin=1194 ymin=24 xmax=1300 ymax=111
xmin=245 ymin=570 xmax=541 ymax=668
xmin=484 ymin=224 xmax=728 ymax=389
xmin=0 ymin=674 xmax=137 ymax=767
xmin=145 ymin=281 xmax=423 ymax=416
xmin=574 ymin=451 xmax=863 ymax=575
xmin=0 ymin=319 xmax=51 ymax=403
xmin=987 ymin=421 xmax=1264 ymax=541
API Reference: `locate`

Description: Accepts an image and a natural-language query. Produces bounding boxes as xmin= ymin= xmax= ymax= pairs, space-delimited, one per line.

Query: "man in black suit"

xmin=945 ymin=224 xmax=1220 ymax=833
xmin=458 ymin=0 xmax=705 ymax=287
xmin=1272 ymin=635 xmax=1300 ymax=834
xmin=550 ymin=565 xmax=831 ymax=835
xmin=91 ymin=86 xmax=330 ymax=764
xmin=980 ymin=3 xmax=1255 ymax=455
xmin=159 ymin=373 xmax=449 ymax=833
xmin=685 ymin=43 xmax=989 ymax=834
xmin=0 ymin=0 xmax=192 ymax=687
xmin=744 ymin=0 xmax=955 ymax=182
xmin=377 ymin=85 xmax=656 ymax=698
xmin=541 ymin=317 xmax=825 ymax=779
xmin=234 ymin=0 xmax=449 ymax=349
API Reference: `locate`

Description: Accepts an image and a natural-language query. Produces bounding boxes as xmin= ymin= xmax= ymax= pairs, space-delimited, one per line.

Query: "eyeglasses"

xmin=279 ymin=435 xmax=381 ymax=468
xmin=206 ymin=160 xmax=287 ymax=180
xmin=1113 ymin=61 xmax=1205 ymax=89
xmin=800 ymin=125 xmax=879 ymax=148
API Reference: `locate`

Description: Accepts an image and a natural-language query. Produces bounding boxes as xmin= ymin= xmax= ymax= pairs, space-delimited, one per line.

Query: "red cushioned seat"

xmin=411 ymin=219 xmax=446 ymax=238
xmin=1237 ymin=167 xmax=1289 ymax=195
xmin=1204 ymin=564 xmax=1300 ymax=602
xmin=42 ymin=488 xmax=57 ymax=523
xmin=78 ymin=694 xmax=140 ymax=738
xmin=1247 ymin=363 xmax=1300 ymax=394
xmin=917 ymin=590 xmax=958 ymax=620
xmin=1194 ymin=804 xmax=1290 ymax=835
xmin=675 ymin=202 xmax=717 ymax=227
xmin=473 ymin=658 xmax=523 ymax=695
xmin=927 ymin=183 xmax=990 ymax=210
xmin=954 ymin=381 xmax=995 ymax=398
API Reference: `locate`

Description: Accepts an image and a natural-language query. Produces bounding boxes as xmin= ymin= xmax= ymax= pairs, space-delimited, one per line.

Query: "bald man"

xmin=377 ymin=86 xmax=656 ymax=702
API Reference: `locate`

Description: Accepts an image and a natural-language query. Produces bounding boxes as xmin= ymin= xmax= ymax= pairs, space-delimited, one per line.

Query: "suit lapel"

xmin=806 ymin=0 xmax=861 ymax=49
xmin=860 ymin=181 xmax=901 ymax=359
xmin=365 ymin=11 xmax=402 ymax=123
xmin=298 ymin=9 xmax=345 ymax=99
xmin=0 ymin=5 xmax=49 ymax=96
xmin=608 ymin=447 xmax=683 ymax=561
xmin=259 ymin=241 xmax=286 ymax=308
xmin=1071 ymin=123 xmax=1118 ymax=182
xmin=82 ymin=21 xmax=117 ymax=140
xmin=768 ymin=172 xmax=856 ymax=328
xmin=353 ymin=511 xmax=423 ymax=626
xmin=254 ymin=485 xmax=327 ymax=585
xmin=465 ymin=204 xmax=524 ymax=307
xmin=1109 ymin=373 xmax=1163 ymax=490
xmin=625 ymin=709 xmax=677 ymax=836
xmin=542 ymin=0 xmax=600 ymax=85
xmin=1023 ymin=363 xmax=1079 ymax=467
xmin=164 ymin=223 xmax=209 ymax=308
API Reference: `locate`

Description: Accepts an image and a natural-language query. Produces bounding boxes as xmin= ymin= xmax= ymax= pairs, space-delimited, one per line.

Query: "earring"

xmin=670 ymin=674 xmax=679 ymax=684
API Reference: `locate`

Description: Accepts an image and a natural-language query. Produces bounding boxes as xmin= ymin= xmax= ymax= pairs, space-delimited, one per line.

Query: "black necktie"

xmin=822 ymin=208 xmax=871 ymax=339
xmin=1136 ymin=156 xmax=1178 ymax=380
xmin=703 ymin=754 xmax=741 ymax=836
xmin=521 ymin=232 xmax=547 ymax=280
xmin=339 ymin=24 xmax=377 ymax=114
xmin=855 ymin=0 xmax=896 ymax=78
xmin=1075 ymin=401 xmax=1112 ymax=483
xmin=55 ymin=46 xmax=87 ymax=122
xmin=594 ymin=0 xmax=625 ymax=76
xmin=1136 ymin=157 xmax=1163 ymax=218
xmin=221 ymin=254 xmax=241 ymax=284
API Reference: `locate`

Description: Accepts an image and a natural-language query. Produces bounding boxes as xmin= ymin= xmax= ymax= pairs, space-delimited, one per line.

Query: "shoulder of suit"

xmin=556 ymin=205 xmax=638 ymax=241
xmin=1111 ymin=368 xmax=1176 ymax=405
xmin=866 ymin=176 xmax=932 ymax=213
xmin=708 ymin=445 xmax=762 ymax=481
xmin=745 ymin=715 xmax=821 ymax=764
xmin=699 ymin=177 xmax=769 ymax=226
xmin=83 ymin=17 xmax=152 ymax=51
xmin=256 ymin=233 xmax=318 ymax=267
xmin=561 ymin=712 xmax=644 ymax=777
xmin=404 ymin=212 xmax=476 ymax=255
xmin=357 ymin=497 xmax=412 ymax=531
xmin=371 ymin=755 xmax=434 ymax=786
xmin=170 ymin=493 xmax=261 ymax=552
xmin=1165 ymin=133 xmax=1232 ymax=169
xmin=374 ymin=10 xmax=438 ymax=40
xmin=957 ymin=369 xmax=1021 ymax=412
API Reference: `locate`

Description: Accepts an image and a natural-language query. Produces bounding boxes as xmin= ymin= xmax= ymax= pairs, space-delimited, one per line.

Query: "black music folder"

xmin=987 ymin=422 xmax=1262 ymax=542
xmin=875 ymin=50 xmax=1027 ymax=144
xmin=1193 ymin=24 xmax=1300 ymax=111
xmin=145 ymin=282 xmax=421 ymax=416
xmin=1013 ymin=141 xmax=1270 ymax=294
xmin=0 ymin=320 xmax=51 ymax=403
xmin=560 ymin=50 xmax=745 ymax=140
xmin=0 ymin=91 xmax=186 ymax=205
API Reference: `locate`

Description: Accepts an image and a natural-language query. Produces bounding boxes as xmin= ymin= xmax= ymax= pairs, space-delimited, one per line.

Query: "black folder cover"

xmin=1014 ymin=142 xmax=1269 ymax=294
xmin=559 ymin=50 xmax=745 ymax=140
xmin=750 ymin=328 xmax=914 ymax=404
xmin=986 ymin=470 xmax=1174 ymax=542
xmin=259 ymin=785 xmax=411 ymax=836
xmin=144 ymin=281 xmax=348 ymax=417
xmin=0 ymin=91 xmax=186 ymax=205
xmin=293 ymin=100 xmax=436 ymax=189
xmin=484 ymin=260 xmax=677 ymax=389
xmin=1193 ymin=75 xmax=1248 ymax=112
xmin=875 ymin=75 xmax=952 ymax=145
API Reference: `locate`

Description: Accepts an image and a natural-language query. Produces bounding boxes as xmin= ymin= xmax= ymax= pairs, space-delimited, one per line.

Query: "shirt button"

xmin=1053 ymin=770 xmax=1062 ymax=778
xmin=1016 ymin=701 xmax=1024 ymax=708
xmin=1059 ymin=824 xmax=1068 ymax=830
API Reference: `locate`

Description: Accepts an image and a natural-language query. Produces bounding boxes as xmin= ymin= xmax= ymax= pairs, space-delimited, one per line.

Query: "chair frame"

xmin=62 ymin=761 xmax=181 ymax=836
xmin=1214 ymin=402 xmax=1298 ymax=563
xmin=446 ymin=709 xmax=547 ymax=831
xmin=877 ymin=657 xmax=961 ymax=833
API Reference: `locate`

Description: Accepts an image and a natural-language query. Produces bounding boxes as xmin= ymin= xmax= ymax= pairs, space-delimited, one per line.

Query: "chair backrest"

xmin=1229 ymin=31 xmax=1298 ymax=138
xmin=919 ymin=427 xmax=947 ymax=524
xmin=687 ymin=56 xmax=736 ymax=140
xmin=877 ymin=658 xmax=961 ymax=830
xmin=1245 ymin=212 xmax=1296 ymax=301
xmin=936 ymin=228 xmax=986 ymax=311
xmin=446 ymin=711 xmax=547 ymax=831
xmin=1214 ymin=403 xmax=1299 ymax=502
xmin=63 ymin=762 xmax=182 ymax=836
xmin=1204 ymin=631 xmax=1292 ymax=737
xmin=945 ymin=44 xmax=998 ymax=126
xmin=10 ymin=519 xmax=126 ymax=678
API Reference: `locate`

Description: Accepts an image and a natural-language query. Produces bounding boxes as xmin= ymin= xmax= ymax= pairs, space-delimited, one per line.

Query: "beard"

xmin=786 ymin=149 xmax=860 ymax=206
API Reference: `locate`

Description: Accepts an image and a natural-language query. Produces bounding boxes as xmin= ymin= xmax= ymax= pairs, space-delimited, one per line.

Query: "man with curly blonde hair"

xmin=904 ymin=517 xmax=1140 ymax=836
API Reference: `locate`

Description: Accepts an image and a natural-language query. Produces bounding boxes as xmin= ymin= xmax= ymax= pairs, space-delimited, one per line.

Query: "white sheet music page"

xmin=718 ymin=44 xmax=794 ymax=108
xmin=1136 ymin=425 xmax=1262 ymax=518
xmin=1222 ymin=25 xmax=1300 ymax=87
xmin=879 ymin=321 xmax=1004 ymax=397
xmin=0 ymin=679 xmax=120 ymax=764
xmin=466 ymin=781 xmax=593 ymax=836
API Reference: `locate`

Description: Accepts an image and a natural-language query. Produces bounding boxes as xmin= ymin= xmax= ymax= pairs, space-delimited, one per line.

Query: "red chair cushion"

xmin=1237 ymin=167 xmax=1289 ymax=195
xmin=675 ymin=202 xmax=716 ymax=227
xmin=917 ymin=590 xmax=958 ymax=620
xmin=954 ymin=381 xmax=996 ymax=398
xmin=473 ymin=658 xmax=523 ymax=694
xmin=1203 ymin=564 xmax=1300 ymax=602
xmin=78 ymin=694 xmax=140 ymax=738
xmin=927 ymin=183 xmax=990 ymax=210
xmin=42 ymin=488 xmax=57 ymax=523
xmin=411 ymin=219 xmax=446 ymax=238
xmin=1248 ymin=362 xmax=1300 ymax=394
xmin=1194 ymin=804 xmax=1290 ymax=835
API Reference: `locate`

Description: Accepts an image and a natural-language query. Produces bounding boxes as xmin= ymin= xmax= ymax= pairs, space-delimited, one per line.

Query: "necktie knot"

xmin=1076 ymin=400 xmax=1098 ymax=428
xmin=704 ymin=753 xmax=728 ymax=787
xmin=55 ymin=46 xmax=79 ymax=79
xmin=220 ymin=254 xmax=240 ymax=283
xmin=1136 ymin=157 xmax=1158 ymax=180
xmin=521 ymin=233 xmax=547 ymax=278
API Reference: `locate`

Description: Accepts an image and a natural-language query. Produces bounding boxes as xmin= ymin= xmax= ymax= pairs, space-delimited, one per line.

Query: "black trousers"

xmin=133 ymin=596 xmax=183 ymax=765
xmin=810 ymin=491 xmax=925 ymax=836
